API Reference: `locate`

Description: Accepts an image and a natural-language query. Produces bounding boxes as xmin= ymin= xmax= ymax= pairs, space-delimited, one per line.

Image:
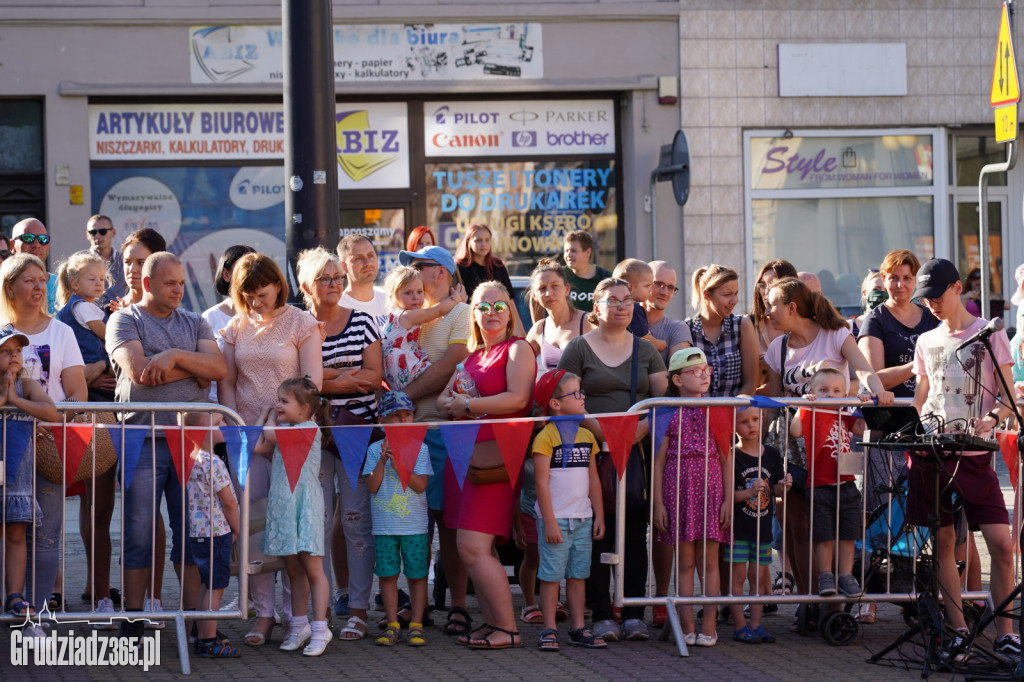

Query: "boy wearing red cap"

xmin=532 ymin=369 xmax=605 ymax=652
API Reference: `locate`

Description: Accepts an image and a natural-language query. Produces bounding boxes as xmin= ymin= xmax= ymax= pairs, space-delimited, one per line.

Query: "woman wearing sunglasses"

xmin=557 ymin=277 xmax=668 ymax=643
xmin=436 ymin=281 xmax=536 ymax=649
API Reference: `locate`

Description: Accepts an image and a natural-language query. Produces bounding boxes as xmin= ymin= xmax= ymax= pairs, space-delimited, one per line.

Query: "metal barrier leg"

xmin=175 ymin=611 xmax=191 ymax=675
xmin=663 ymin=599 xmax=688 ymax=657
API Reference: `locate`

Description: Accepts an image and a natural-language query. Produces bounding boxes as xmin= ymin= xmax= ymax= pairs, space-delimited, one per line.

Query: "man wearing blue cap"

xmin=396 ymin=244 xmax=471 ymax=634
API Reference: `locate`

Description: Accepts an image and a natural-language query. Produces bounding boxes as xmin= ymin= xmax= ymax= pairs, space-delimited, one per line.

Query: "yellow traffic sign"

xmin=991 ymin=3 xmax=1020 ymax=107
xmin=995 ymin=103 xmax=1018 ymax=142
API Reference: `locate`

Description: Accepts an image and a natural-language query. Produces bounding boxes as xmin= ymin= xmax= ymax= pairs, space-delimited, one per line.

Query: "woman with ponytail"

xmin=685 ymin=264 xmax=759 ymax=397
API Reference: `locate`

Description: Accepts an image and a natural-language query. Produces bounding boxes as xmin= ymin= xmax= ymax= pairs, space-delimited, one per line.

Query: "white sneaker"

xmin=144 ymin=598 xmax=165 ymax=630
xmin=93 ymin=597 xmax=118 ymax=631
xmin=280 ymin=623 xmax=312 ymax=652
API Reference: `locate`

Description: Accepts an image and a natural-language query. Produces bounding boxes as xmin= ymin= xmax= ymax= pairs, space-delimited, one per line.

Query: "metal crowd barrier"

xmin=0 ymin=402 xmax=249 ymax=675
xmin=613 ymin=397 xmax=1012 ymax=657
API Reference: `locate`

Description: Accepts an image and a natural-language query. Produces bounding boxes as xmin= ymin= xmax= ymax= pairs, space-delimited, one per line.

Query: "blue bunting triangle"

xmin=551 ymin=415 xmax=584 ymax=469
xmin=220 ymin=425 xmax=263 ymax=490
xmin=749 ymin=395 xmax=786 ymax=409
xmin=3 ymin=420 xmax=34 ymax=486
xmin=330 ymin=425 xmax=374 ymax=492
xmin=653 ymin=407 xmax=677 ymax=452
xmin=109 ymin=425 xmax=149 ymax=491
xmin=438 ymin=422 xmax=480 ymax=489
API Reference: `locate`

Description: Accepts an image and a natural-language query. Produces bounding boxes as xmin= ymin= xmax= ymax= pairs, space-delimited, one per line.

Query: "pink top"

xmin=221 ymin=305 xmax=325 ymax=425
xmin=464 ymin=337 xmax=536 ymax=440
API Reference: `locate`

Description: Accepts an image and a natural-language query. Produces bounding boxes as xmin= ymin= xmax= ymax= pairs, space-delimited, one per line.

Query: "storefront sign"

xmin=750 ymin=135 xmax=933 ymax=190
xmin=424 ymin=100 xmax=615 ymax=157
xmin=88 ymin=103 xmax=409 ymax=189
xmin=190 ymin=24 xmax=543 ymax=84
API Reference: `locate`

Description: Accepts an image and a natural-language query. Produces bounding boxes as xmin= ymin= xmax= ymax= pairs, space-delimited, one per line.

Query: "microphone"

xmin=955 ymin=317 xmax=1005 ymax=352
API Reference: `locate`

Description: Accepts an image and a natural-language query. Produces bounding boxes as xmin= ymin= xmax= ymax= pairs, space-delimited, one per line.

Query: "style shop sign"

xmin=88 ymin=102 xmax=410 ymax=190
xmin=423 ymin=100 xmax=616 ymax=157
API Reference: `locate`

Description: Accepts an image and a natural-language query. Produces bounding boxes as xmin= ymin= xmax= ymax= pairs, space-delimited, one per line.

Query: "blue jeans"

xmin=123 ymin=438 xmax=184 ymax=570
xmin=24 ymin=472 xmax=64 ymax=609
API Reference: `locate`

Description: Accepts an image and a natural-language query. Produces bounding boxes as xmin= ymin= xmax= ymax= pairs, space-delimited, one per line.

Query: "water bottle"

xmin=453 ymin=363 xmax=480 ymax=398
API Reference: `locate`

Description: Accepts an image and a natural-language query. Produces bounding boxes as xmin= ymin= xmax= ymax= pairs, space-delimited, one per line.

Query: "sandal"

xmin=555 ymin=601 xmax=569 ymax=622
xmin=375 ymin=623 xmax=400 ymax=647
xmin=520 ymin=605 xmax=544 ymax=624
xmin=5 ymin=593 xmax=36 ymax=617
xmin=568 ymin=626 xmax=607 ymax=649
xmin=339 ymin=615 xmax=368 ymax=641
xmin=468 ymin=625 xmax=523 ymax=650
xmin=442 ymin=606 xmax=472 ymax=636
xmin=538 ymin=628 xmax=560 ymax=652
xmin=196 ymin=639 xmax=241 ymax=658
xmin=772 ymin=571 xmax=795 ymax=596
xmin=244 ymin=617 xmax=275 ymax=647
xmin=49 ymin=593 xmax=63 ymax=610
xmin=407 ymin=623 xmax=427 ymax=647
xmin=458 ymin=624 xmax=492 ymax=646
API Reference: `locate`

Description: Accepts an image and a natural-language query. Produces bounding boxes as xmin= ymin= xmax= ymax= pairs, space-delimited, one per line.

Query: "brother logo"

xmin=511 ymin=131 xmax=537 ymax=148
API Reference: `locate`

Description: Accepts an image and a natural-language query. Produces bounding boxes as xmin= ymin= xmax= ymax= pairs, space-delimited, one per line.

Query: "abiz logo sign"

xmin=511 ymin=131 xmax=537 ymax=148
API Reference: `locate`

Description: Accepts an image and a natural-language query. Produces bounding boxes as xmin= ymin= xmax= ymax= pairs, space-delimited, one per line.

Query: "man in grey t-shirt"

xmin=106 ymin=252 xmax=226 ymax=636
xmin=646 ymin=260 xmax=692 ymax=364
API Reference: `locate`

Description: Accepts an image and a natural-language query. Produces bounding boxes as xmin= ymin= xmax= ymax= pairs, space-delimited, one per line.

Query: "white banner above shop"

xmin=189 ymin=24 xmax=543 ymax=84
xmin=423 ymin=100 xmax=616 ymax=157
xmin=88 ymin=102 xmax=410 ymax=190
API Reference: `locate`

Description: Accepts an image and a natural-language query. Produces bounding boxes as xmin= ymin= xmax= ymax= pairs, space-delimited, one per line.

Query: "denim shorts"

xmin=537 ymin=517 xmax=593 ymax=582
xmin=123 ymin=438 xmax=185 ymax=570
xmin=186 ymin=533 xmax=232 ymax=590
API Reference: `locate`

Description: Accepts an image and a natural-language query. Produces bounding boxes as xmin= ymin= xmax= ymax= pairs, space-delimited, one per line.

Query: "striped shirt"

xmin=413 ymin=302 xmax=471 ymax=422
xmin=322 ymin=309 xmax=381 ymax=421
xmin=686 ymin=313 xmax=744 ymax=397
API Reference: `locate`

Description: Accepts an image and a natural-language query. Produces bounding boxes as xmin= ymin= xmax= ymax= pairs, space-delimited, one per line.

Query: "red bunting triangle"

xmin=383 ymin=424 xmax=429 ymax=490
xmin=996 ymin=430 xmax=1020 ymax=490
xmin=275 ymin=426 xmax=318 ymax=493
xmin=705 ymin=406 xmax=736 ymax=459
xmin=51 ymin=423 xmax=95 ymax=486
xmin=162 ymin=427 xmax=208 ymax=485
xmin=489 ymin=419 xmax=535 ymax=487
xmin=596 ymin=414 xmax=639 ymax=480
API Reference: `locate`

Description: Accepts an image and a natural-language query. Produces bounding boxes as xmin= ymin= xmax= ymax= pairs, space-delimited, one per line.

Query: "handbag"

xmin=467 ymin=463 xmax=510 ymax=485
xmin=36 ymin=411 xmax=118 ymax=485
xmin=596 ymin=335 xmax=649 ymax=512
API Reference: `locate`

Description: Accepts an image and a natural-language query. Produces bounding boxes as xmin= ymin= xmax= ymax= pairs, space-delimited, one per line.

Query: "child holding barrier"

xmin=531 ymin=369 xmax=605 ymax=651
xmin=652 ymin=348 xmax=730 ymax=648
xmin=1 ymin=329 xmax=59 ymax=618
xmin=362 ymin=390 xmax=433 ymax=647
xmin=726 ymin=407 xmax=791 ymax=644
xmin=180 ymin=409 xmax=240 ymax=658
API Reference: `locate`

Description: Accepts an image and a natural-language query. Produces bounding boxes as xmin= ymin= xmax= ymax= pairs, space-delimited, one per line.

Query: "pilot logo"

xmin=335 ymin=110 xmax=401 ymax=182
xmin=511 ymin=131 xmax=537 ymax=148
xmin=433 ymin=105 xmax=450 ymax=125
xmin=191 ymin=27 xmax=258 ymax=83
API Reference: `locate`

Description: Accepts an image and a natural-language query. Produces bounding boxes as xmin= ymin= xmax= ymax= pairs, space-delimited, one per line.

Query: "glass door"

xmin=955 ymin=199 xmax=1006 ymax=318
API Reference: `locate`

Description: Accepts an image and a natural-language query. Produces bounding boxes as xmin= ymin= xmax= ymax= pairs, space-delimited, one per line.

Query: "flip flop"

xmin=339 ymin=615 xmax=368 ymax=641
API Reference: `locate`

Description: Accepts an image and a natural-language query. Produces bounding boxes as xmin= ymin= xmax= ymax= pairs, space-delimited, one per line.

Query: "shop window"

xmin=954 ymin=135 xmax=1007 ymax=187
xmin=0 ymin=100 xmax=43 ymax=172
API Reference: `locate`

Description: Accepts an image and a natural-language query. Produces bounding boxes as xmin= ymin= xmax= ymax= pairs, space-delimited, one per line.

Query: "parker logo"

xmin=509 ymin=108 xmax=539 ymax=124
xmin=335 ymin=110 xmax=401 ymax=182
xmin=511 ymin=131 xmax=537 ymax=148
xmin=191 ymin=27 xmax=258 ymax=84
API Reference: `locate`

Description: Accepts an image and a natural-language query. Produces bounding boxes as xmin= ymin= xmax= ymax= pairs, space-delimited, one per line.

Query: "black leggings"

xmin=586 ymin=510 xmax=649 ymax=622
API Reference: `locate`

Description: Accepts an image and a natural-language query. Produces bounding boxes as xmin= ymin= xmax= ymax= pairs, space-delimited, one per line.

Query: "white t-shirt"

xmin=340 ymin=288 xmax=388 ymax=330
xmin=914 ymin=317 xmax=1013 ymax=425
xmin=71 ymin=299 xmax=105 ymax=328
xmin=765 ymin=326 xmax=851 ymax=396
xmin=201 ymin=303 xmax=234 ymax=402
xmin=18 ymin=318 xmax=85 ymax=402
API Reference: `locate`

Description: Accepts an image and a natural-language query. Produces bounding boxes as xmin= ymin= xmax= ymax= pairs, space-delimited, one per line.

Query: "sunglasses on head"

xmin=88 ymin=228 xmax=112 ymax=237
xmin=475 ymin=301 xmax=509 ymax=314
xmin=16 ymin=234 xmax=49 ymax=245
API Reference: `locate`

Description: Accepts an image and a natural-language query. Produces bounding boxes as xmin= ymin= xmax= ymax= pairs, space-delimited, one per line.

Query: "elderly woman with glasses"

xmin=436 ymin=281 xmax=536 ymax=649
xmin=557 ymin=277 xmax=667 ymax=643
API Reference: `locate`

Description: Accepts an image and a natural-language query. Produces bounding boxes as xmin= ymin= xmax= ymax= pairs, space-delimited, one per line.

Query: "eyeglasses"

xmin=554 ymin=389 xmax=585 ymax=400
xmin=680 ymin=365 xmax=714 ymax=378
xmin=475 ymin=301 xmax=509 ymax=315
xmin=653 ymin=281 xmax=679 ymax=293
xmin=87 ymin=228 xmax=112 ymax=237
xmin=15 ymin=234 xmax=49 ymax=245
xmin=315 ymin=275 xmax=344 ymax=286
xmin=412 ymin=262 xmax=443 ymax=271
xmin=596 ymin=297 xmax=635 ymax=309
